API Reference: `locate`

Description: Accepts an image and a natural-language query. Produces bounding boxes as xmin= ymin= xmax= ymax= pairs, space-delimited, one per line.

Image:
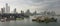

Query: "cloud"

xmin=28 ymin=0 xmax=60 ymax=14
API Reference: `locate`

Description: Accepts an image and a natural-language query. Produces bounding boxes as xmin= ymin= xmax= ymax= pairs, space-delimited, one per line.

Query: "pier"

xmin=0 ymin=13 xmax=29 ymax=21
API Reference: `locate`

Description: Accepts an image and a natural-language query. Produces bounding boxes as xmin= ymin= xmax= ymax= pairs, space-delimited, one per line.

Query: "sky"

xmin=0 ymin=0 xmax=60 ymax=14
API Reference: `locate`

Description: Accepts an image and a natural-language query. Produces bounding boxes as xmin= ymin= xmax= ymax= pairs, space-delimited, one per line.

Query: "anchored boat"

xmin=32 ymin=16 xmax=57 ymax=23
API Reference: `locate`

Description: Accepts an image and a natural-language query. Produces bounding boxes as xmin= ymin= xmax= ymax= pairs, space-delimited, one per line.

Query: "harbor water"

xmin=0 ymin=15 xmax=60 ymax=26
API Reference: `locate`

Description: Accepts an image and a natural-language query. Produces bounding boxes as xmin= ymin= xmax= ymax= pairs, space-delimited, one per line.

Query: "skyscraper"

xmin=33 ymin=10 xmax=37 ymax=15
xmin=25 ymin=9 xmax=31 ymax=15
xmin=5 ymin=3 xmax=10 ymax=13
xmin=14 ymin=8 xmax=16 ymax=13
xmin=21 ymin=10 xmax=24 ymax=14
xmin=1 ymin=7 xmax=5 ymax=13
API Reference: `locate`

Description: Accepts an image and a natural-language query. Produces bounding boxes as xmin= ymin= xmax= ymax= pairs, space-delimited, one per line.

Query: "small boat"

xmin=32 ymin=17 xmax=37 ymax=21
xmin=1 ymin=19 xmax=5 ymax=22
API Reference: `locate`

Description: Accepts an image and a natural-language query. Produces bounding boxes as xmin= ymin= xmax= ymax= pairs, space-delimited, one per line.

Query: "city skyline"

xmin=0 ymin=3 xmax=36 ymax=13
xmin=0 ymin=3 xmax=10 ymax=13
xmin=0 ymin=3 xmax=59 ymax=14
xmin=0 ymin=0 xmax=60 ymax=14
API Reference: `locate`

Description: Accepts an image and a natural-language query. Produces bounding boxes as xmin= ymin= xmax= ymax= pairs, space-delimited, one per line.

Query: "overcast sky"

xmin=0 ymin=0 xmax=60 ymax=14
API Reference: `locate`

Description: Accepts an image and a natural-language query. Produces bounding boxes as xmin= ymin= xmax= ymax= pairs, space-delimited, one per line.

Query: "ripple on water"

xmin=0 ymin=16 xmax=60 ymax=26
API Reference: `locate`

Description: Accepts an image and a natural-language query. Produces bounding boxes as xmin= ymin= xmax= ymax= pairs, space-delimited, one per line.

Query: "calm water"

xmin=0 ymin=15 xmax=60 ymax=26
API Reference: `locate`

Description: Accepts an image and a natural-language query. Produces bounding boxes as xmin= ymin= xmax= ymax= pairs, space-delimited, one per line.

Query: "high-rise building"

xmin=14 ymin=8 xmax=16 ymax=13
xmin=25 ymin=9 xmax=31 ymax=14
xmin=1 ymin=7 xmax=5 ymax=13
xmin=5 ymin=3 xmax=10 ymax=13
xmin=21 ymin=10 xmax=24 ymax=14
xmin=25 ymin=9 xmax=31 ymax=15
xmin=33 ymin=10 xmax=37 ymax=15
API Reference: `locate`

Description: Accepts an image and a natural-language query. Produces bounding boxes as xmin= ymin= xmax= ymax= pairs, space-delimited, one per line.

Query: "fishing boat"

xmin=32 ymin=16 xmax=57 ymax=23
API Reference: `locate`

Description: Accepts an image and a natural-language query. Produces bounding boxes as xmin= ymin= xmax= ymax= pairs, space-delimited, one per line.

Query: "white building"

xmin=5 ymin=3 xmax=10 ymax=13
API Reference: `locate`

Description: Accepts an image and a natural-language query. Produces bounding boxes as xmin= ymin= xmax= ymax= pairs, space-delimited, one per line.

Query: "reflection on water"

xmin=0 ymin=15 xmax=60 ymax=26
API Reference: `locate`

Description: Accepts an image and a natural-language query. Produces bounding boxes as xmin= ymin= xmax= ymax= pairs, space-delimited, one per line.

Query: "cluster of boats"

xmin=32 ymin=16 xmax=57 ymax=23
xmin=0 ymin=18 xmax=9 ymax=22
xmin=0 ymin=17 xmax=24 ymax=22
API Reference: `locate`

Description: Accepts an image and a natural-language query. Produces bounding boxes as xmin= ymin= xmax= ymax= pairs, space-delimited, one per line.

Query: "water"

xmin=0 ymin=15 xmax=60 ymax=26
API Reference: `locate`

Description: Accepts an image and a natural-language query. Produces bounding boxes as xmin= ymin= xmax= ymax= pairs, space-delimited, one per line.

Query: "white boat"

xmin=1 ymin=19 xmax=5 ymax=22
